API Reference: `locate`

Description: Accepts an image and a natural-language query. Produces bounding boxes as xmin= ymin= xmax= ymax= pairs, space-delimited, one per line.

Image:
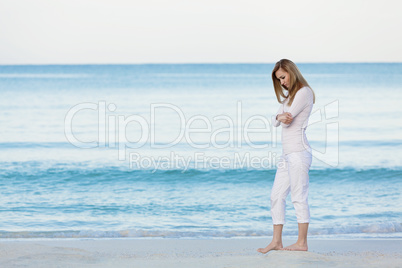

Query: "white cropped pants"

xmin=270 ymin=149 xmax=312 ymax=225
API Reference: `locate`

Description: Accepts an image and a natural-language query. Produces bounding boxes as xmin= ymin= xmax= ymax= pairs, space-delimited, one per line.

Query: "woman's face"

xmin=275 ymin=68 xmax=290 ymax=90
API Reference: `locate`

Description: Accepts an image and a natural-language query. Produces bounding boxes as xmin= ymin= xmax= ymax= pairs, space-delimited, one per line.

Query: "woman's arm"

xmin=272 ymin=103 xmax=294 ymax=127
xmin=271 ymin=104 xmax=284 ymax=127
xmin=287 ymin=87 xmax=313 ymax=119
xmin=279 ymin=113 xmax=292 ymax=127
xmin=281 ymin=87 xmax=313 ymax=128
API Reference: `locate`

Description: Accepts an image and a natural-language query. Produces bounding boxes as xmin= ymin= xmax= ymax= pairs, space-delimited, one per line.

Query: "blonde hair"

xmin=271 ymin=59 xmax=315 ymax=106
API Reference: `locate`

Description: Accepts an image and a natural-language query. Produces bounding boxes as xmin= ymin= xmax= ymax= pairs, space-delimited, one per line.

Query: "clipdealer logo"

xmin=64 ymin=100 xmax=339 ymax=171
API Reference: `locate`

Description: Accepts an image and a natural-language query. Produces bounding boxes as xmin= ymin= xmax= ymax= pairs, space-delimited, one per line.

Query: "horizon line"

xmin=1 ymin=61 xmax=401 ymax=66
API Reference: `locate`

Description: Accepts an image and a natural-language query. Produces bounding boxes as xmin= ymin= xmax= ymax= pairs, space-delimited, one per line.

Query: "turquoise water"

xmin=0 ymin=63 xmax=401 ymax=238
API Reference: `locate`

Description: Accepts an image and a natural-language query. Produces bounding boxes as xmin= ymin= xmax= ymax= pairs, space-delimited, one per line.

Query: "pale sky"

xmin=1 ymin=0 xmax=401 ymax=64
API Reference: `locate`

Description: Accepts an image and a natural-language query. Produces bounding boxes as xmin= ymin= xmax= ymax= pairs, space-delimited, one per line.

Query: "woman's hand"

xmin=277 ymin=112 xmax=293 ymax=124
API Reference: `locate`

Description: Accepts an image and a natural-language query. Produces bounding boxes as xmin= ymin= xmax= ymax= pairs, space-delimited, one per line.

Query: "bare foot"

xmin=280 ymin=242 xmax=308 ymax=251
xmin=257 ymin=241 xmax=283 ymax=254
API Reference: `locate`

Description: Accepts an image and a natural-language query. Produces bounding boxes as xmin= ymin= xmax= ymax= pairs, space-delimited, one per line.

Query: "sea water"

xmin=0 ymin=63 xmax=401 ymax=239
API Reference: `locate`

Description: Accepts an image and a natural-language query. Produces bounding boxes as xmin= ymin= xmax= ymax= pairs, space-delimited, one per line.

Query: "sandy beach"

xmin=0 ymin=238 xmax=401 ymax=267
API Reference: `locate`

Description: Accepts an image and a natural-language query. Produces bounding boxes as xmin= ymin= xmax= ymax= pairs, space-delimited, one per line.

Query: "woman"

xmin=257 ymin=59 xmax=315 ymax=253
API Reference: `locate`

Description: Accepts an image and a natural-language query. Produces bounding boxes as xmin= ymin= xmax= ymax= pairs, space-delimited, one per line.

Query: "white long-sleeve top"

xmin=271 ymin=86 xmax=314 ymax=155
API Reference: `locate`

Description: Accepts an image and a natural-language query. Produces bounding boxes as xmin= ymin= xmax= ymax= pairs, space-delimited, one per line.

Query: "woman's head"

xmin=271 ymin=59 xmax=315 ymax=105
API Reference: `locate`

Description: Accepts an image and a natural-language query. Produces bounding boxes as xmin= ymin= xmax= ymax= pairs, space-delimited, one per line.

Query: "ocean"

xmin=0 ymin=63 xmax=401 ymax=239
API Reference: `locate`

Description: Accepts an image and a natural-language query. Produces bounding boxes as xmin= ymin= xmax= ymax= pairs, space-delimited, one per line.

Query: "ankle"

xmin=296 ymin=239 xmax=307 ymax=246
xmin=272 ymin=239 xmax=282 ymax=245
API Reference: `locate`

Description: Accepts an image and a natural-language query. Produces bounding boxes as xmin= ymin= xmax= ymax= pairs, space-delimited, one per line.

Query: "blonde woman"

xmin=258 ymin=59 xmax=315 ymax=253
